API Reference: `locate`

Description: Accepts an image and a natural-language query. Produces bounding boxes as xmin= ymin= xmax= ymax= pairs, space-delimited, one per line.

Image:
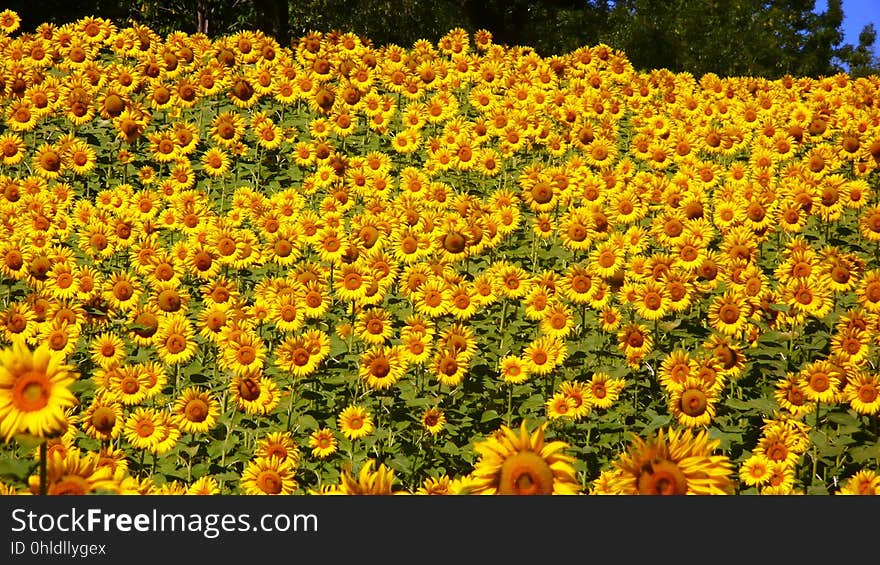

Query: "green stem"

xmin=506 ymin=384 xmax=513 ymax=426
xmin=39 ymin=442 xmax=47 ymax=496
xmin=286 ymin=378 xmax=298 ymax=432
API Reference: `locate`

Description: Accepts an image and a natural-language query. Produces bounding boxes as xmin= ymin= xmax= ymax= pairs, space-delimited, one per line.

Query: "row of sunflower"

xmin=1 ymin=8 xmax=880 ymax=495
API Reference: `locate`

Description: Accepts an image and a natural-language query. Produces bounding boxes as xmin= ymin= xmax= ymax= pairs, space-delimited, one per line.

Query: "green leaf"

xmin=295 ymin=414 xmax=320 ymax=430
xmin=845 ymin=439 xmax=880 ymax=462
xmin=480 ymin=410 xmax=501 ymax=424
xmin=0 ymin=458 xmax=35 ymax=481
xmin=518 ymin=393 xmax=546 ymax=414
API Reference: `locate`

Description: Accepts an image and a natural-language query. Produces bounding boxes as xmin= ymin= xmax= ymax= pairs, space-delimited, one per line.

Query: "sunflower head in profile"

xmin=602 ymin=427 xmax=734 ymax=495
xmin=469 ymin=420 xmax=580 ymax=495
xmin=314 ymin=459 xmax=409 ymax=495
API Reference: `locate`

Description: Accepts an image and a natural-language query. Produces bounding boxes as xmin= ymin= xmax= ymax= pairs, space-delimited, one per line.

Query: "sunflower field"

xmin=0 ymin=10 xmax=879 ymax=496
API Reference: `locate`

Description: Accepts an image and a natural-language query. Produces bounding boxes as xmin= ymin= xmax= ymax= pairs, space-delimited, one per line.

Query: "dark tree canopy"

xmin=5 ymin=0 xmax=878 ymax=78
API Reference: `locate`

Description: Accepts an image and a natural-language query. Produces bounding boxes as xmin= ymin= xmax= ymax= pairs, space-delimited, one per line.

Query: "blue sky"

xmin=816 ymin=0 xmax=878 ymax=46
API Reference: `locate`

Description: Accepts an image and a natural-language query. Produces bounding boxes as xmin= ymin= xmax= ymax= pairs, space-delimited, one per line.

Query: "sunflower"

xmin=773 ymin=373 xmax=815 ymax=418
xmin=0 ymin=8 xmax=21 ymax=34
xmin=633 ymin=279 xmax=671 ymax=322
xmin=255 ymin=431 xmax=300 ymax=466
xmin=597 ymin=305 xmax=622 ymax=333
xmin=498 ymin=355 xmax=530 ymax=384
xmin=617 ymin=323 xmax=654 ymax=361
xmin=0 ymin=302 xmax=38 ymax=344
xmin=493 ymin=261 xmax=532 ymax=300
xmin=523 ymin=287 xmax=553 ymax=321
xmin=708 ymin=289 xmax=750 ymax=337
xmin=0 ymin=240 xmax=29 ymax=282
xmin=798 ymin=360 xmax=841 ymax=404
xmin=586 ymin=372 xmax=626 ymax=409
xmin=703 ymin=333 xmax=746 ymax=377
xmin=401 ymin=332 xmax=432 ymax=365
xmin=42 ymin=262 xmax=80 ymax=301
xmin=837 ymin=470 xmax=880 ymax=495
xmin=359 ymin=345 xmax=407 ymax=390
xmin=201 ymin=146 xmax=231 ymax=178
xmin=63 ymin=137 xmax=97 ymax=176
xmin=416 ymin=406 xmax=446 ymax=436
xmin=6 ymin=100 xmax=38 ymax=132
xmin=557 ymin=207 xmax=595 ymax=252
xmin=447 ymin=281 xmax=479 ymax=321
xmin=155 ymin=480 xmax=189 ymax=496
xmin=38 ymin=320 xmax=80 ymax=358
xmin=658 ymin=349 xmax=696 ymax=392
xmin=856 ymin=270 xmax=880 ymax=313
xmin=172 ymin=387 xmax=220 ymax=435
xmin=79 ymin=394 xmax=124 ymax=441
xmin=437 ymin=323 xmax=477 ymax=361
xmin=320 ymin=459 xmax=407 ymax=495
xmin=333 ymin=263 xmax=372 ymax=304
xmin=123 ymin=406 xmax=165 ymax=451
xmin=103 ymin=270 xmax=142 ymax=312
xmin=521 ymin=335 xmax=566 ymax=376
xmin=604 ymin=427 xmax=734 ymax=495
xmin=840 ymin=370 xmax=880 ymax=416
xmin=0 ymin=132 xmax=26 ymax=166
xmin=412 ymin=277 xmax=451 ymax=318
xmin=539 ymin=302 xmax=575 ymax=339
xmin=754 ymin=429 xmax=802 ymax=469
xmin=355 ymin=307 xmax=394 ymax=345
xmin=558 ymin=263 xmax=596 ymax=304
xmin=669 ymin=377 xmax=719 ymax=428
xmin=761 ymin=465 xmax=797 ymax=495
xmin=546 ymin=393 xmax=576 ymax=419
xmin=153 ymin=411 xmax=182 ymax=455
xmin=125 ymin=306 xmax=161 ymax=348
xmin=187 ymin=476 xmax=221 ymax=495
xmin=230 ymin=373 xmax=279 ymax=416
xmin=89 ymin=332 xmax=127 ymax=370
xmin=558 ymin=380 xmax=592 ymax=420
xmin=783 ymin=275 xmax=833 ymax=319
xmin=32 ymin=142 xmax=65 ymax=179
xmin=0 ymin=342 xmax=77 ymax=442
xmin=338 ymin=404 xmax=374 ymax=440
xmin=469 ymin=420 xmax=580 ymax=495
xmin=148 ymin=280 xmax=191 ymax=316
xmin=275 ymin=333 xmax=322 ymax=378
xmin=109 ymin=362 xmax=153 ymax=406
xmin=308 ymin=428 xmax=338 ymax=459
xmin=430 ymin=347 xmax=468 ymax=387
xmin=154 ymin=313 xmax=198 ymax=366
xmin=830 ymin=326 xmax=871 ymax=366
xmin=739 ymin=453 xmax=776 ymax=488
xmin=220 ymin=332 xmax=267 ymax=376
xmin=240 ymin=456 xmax=298 ymax=495
xmin=138 ymin=361 xmax=167 ymax=400
xmin=416 ymin=474 xmax=455 ymax=495
xmin=28 ymin=449 xmax=117 ymax=495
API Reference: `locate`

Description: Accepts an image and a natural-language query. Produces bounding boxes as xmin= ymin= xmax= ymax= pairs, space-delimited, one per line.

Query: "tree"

xmin=2 ymin=0 xmax=876 ymax=79
xmin=838 ymin=23 xmax=880 ymax=78
xmin=600 ymin=0 xmax=858 ymax=78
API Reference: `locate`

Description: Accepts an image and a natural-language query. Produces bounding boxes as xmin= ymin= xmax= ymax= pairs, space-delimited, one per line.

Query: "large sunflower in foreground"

xmin=0 ymin=342 xmax=77 ymax=442
xmin=469 ymin=420 xmax=580 ymax=495
xmin=28 ymin=449 xmax=118 ymax=495
xmin=600 ymin=427 xmax=734 ymax=495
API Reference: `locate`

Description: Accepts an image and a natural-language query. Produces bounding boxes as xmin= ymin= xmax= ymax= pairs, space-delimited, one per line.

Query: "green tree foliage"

xmin=5 ymin=0 xmax=878 ymax=78
xmin=603 ymin=0 xmax=858 ymax=77
xmin=838 ymin=23 xmax=880 ymax=78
